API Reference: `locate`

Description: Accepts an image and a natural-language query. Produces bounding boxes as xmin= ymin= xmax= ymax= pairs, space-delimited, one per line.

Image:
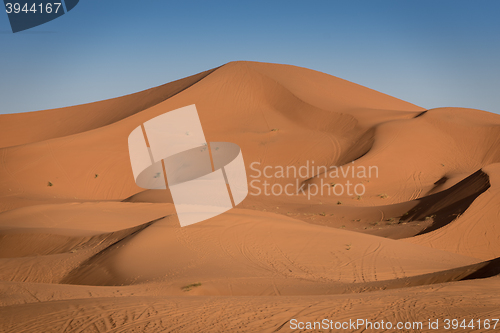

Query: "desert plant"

xmin=181 ymin=283 xmax=202 ymax=292
xmin=47 ymin=181 xmax=53 ymax=187
xmin=337 ymin=201 xmax=342 ymax=205
xmin=378 ymin=193 xmax=388 ymax=199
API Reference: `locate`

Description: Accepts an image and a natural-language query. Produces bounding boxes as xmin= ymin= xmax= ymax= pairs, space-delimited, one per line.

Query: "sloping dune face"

xmin=1 ymin=61 xmax=500 ymax=332
xmin=0 ymin=68 xmax=217 ymax=148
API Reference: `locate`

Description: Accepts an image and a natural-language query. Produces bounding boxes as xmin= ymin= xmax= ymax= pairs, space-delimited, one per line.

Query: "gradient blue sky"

xmin=1 ymin=1 xmax=499 ymax=115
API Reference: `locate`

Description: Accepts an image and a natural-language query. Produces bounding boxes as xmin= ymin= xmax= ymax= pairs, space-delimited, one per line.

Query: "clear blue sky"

xmin=1 ymin=1 xmax=499 ymax=115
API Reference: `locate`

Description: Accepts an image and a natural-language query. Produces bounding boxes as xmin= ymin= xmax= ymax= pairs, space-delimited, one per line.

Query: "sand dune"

xmin=404 ymin=163 xmax=500 ymax=260
xmin=1 ymin=277 xmax=499 ymax=333
xmin=0 ymin=68 xmax=217 ymax=149
xmin=1 ymin=61 xmax=499 ymax=332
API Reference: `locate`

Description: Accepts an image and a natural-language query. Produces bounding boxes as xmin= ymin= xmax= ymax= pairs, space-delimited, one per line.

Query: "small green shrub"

xmin=181 ymin=283 xmax=202 ymax=292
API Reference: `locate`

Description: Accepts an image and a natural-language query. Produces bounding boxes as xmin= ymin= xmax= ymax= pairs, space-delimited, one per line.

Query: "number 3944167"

xmin=5 ymin=3 xmax=62 ymax=14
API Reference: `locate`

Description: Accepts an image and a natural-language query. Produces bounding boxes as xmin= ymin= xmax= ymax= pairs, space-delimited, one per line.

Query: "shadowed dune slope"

xmin=400 ymin=169 xmax=490 ymax=235
xmin=404 ymin=163 xmax=500 ymax=260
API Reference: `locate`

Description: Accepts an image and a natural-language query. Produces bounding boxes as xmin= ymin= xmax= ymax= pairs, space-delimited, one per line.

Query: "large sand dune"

xmin=1 ymin=61 xmax=499 ymax=332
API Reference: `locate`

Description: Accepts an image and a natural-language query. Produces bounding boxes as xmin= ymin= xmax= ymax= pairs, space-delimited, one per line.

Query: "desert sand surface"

xmin=1 ymin=61 xmax=499 ymax=332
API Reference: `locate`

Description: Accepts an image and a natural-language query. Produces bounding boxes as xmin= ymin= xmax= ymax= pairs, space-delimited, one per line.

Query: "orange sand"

xmin=1 ymin=62 xmax=499 ymax=332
